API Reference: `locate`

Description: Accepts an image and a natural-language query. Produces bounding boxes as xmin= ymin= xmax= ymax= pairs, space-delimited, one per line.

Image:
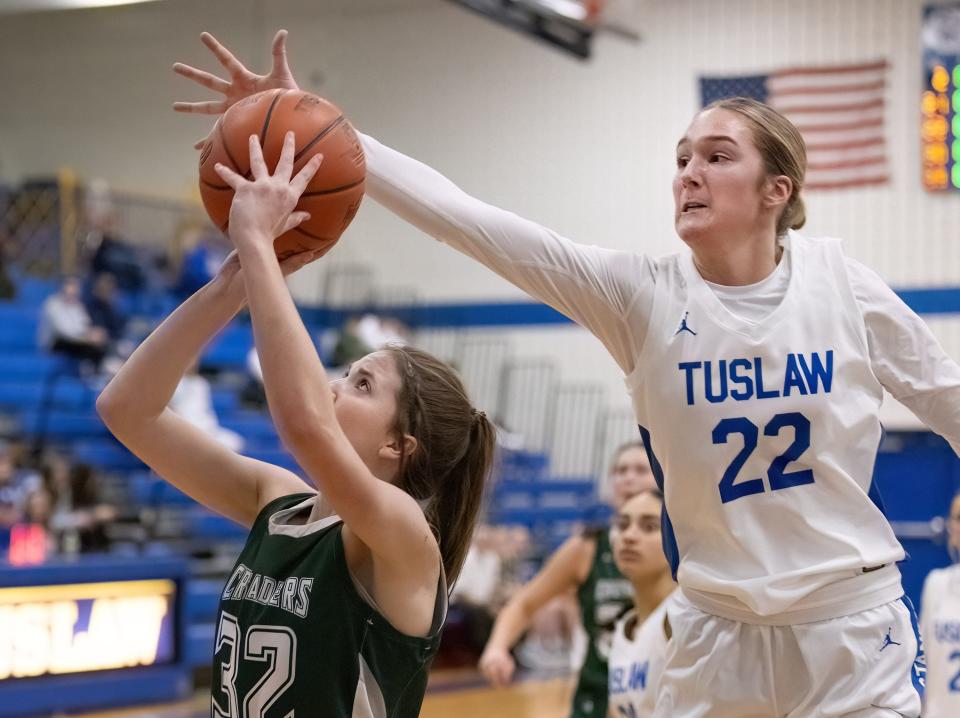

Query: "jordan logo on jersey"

xmin=880 ymin=627 xmax=901 ymax=651
xmin=674 ymin=312 xmax=697 ymax=336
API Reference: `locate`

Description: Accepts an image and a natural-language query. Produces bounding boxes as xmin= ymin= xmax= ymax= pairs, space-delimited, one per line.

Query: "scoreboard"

xmin=922 ymin=4 xmax=960 ymax=191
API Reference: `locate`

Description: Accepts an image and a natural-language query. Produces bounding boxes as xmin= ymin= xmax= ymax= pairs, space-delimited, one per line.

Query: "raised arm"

xmin=360 ymin=133 xmax=654 ymax=373
xmin=214 ymin=133 xmax=440 ymax=578
xmin=850 ymin=258 xmax=960 ymax=455
xmin=96 ymin=251 xmax=318 ymax=527
xmin=173 ymin=30 xmax=654 ymax=374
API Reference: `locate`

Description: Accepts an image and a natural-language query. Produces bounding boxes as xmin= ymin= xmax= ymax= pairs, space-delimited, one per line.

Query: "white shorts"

xmin=652 ymin=592 xmax=925 ymax=718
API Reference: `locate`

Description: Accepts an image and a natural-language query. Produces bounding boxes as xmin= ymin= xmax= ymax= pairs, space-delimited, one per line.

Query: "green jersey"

xmin=570 ymin=527 xmax=634 ymax=718
xmin=211 ymin=493 xmax=445 ymax=718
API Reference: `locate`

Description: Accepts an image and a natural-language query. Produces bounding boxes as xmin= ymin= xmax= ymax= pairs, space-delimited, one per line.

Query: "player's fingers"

xmin=173 ymin=100 xmax=227 ymax=115
xmin=201 ymin=32 xmax=249 ymax=77
xmin=213 ymin=162 xmax=243 ymax=190
xmin=275 ymin=131 xmax=297 ymax=179
xmin=248 ymin=135 xmax=268 ymax=179
xmin=271 ymin=29 xmax=292 ymax=76
xmin=290 ymin=153 xmax=323 ymax=196
xmin=173 ymin=63 xmax=231 ymax=94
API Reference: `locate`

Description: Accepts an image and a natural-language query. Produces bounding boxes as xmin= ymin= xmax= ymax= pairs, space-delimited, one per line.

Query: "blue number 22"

xmin=713 ymin=412 xmax=815 ymax=504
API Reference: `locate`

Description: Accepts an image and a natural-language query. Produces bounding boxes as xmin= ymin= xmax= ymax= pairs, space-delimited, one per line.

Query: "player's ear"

xmin=763 ymin=174 xmax=792 ymax=212
xmin=379 ymin=434 xmax=418 ymax=463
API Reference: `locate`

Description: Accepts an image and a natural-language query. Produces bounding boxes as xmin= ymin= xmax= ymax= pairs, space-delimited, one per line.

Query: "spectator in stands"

xmin=241 ymin=346 xmax=269 ymax=409
xmin=85 ymin=272 xmax=127 ymax=342
xmin=38 ymin=276 xmax=109 ymax=370
xmin=43 ymin=458 xmax=115 ymax=554
xmin=172 ymin=226 xmax=231 ymax=298
xmin=83 ymin=178 xmax=146 ymax=292
xmin=0 ymin=440 xmax=40 ymax=555
xmin=168 ymin=361 xmax=244 ymax=452
xmin=0 ymin=236 xmax=15 ymax=300
xmin=479 ymin=441 xmax=655 ymax=718
xmin=330 ymin=315 xmax=372 ymax=369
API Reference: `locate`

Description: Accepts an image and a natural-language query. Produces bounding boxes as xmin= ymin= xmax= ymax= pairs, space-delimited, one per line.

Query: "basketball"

xmin=198 ymin=88 xmax=365 ymax=259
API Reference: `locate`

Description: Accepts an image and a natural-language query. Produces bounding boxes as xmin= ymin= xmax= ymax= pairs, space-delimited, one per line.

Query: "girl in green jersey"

xmin=98 ymin=92 xmax=495 ymax=717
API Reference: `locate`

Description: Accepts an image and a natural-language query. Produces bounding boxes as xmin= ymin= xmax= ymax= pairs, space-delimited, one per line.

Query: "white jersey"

xmin=921 ymin=564 xmax=960 ymax=717
xmin=360 ymin=133 xmax=960 ymax=624
xmin=608 ymin=591 xmax=678 ymax=718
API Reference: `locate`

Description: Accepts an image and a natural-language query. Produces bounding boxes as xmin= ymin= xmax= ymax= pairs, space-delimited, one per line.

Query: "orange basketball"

xmin=198 ymin=89 xmax=365 ymax=259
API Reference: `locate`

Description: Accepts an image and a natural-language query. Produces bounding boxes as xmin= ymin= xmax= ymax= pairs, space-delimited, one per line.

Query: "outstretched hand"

xmin=213 ymin=247 xmax=324 ymax=298
xmin=173 ymin=30 xmax=300 ymax=148
xmin=213 ymin=131 xmax=323 ymax=252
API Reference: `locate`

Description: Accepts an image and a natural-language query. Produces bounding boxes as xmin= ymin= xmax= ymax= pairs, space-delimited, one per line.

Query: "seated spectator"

xmin=330 ymin=316 xmax=372 ymax=369
xmin=82 ymin=179 xmax=146 ymax=292
xmin=446 ymin=524 xmax=533 ymax=663
xmin=85 ymin=272 xmax=127 ymax=342
xmin=38 ymin=276 xmax=109 ymax=370
xmin=241 ymin=346 xmax=268 ymax=409
xmin=0 ymin=236 xmax=15 ymax=301
xmin=43 ymin=457 xmax=115 ymax=554
xmin=0 ymin=440 xmax=41 ymax=556
xmin=172 ymin=226 xmax=230 ymax=298
xmin=169 ymin=362 xmax=244 ymax=452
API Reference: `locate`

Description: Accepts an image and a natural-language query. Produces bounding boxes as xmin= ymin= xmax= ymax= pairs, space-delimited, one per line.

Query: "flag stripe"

xmin=768 ymin=69 xmax=886 ymax=93
xmin=806 ymin=137 xmax=885 ymax=151
xmin=775 ymin=98 xmax=885 ymax=115
xmin=806 ymin=175 xmax=890 ymax=190
xmin=772 ymin=80 xmax=886 ymax=97
xmin=792 ymin=116 xmax=884 ymax=133
xmin=807 ymin=155 xmax=887 ymax=171
xmin=772 ymin=60 xmax=888 ymax=78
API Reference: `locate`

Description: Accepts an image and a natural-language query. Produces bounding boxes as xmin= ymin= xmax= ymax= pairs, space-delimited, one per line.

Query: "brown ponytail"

xmin=385 ymin=346 xmax=497 ymax=585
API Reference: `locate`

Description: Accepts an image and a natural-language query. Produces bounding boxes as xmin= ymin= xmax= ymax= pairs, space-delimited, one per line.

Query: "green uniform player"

xmin=212 ymin=494 xmax=445 ymax=717
xmin=106 ymin=49 xmax=497 ymax=718
xmin=479 ymin=442 xmax=654 ymax=718
xmin=569 ymin=527 xmax=634 ymax=718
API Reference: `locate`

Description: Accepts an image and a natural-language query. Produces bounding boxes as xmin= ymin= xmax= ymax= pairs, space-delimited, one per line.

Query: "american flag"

xmin=699 ymin=60 xmax=889 ymax=190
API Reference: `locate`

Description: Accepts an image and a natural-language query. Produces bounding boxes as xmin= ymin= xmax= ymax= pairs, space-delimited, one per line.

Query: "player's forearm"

xmin=97 ymin=279 xmax=244 ymax=425
xmin=485 ymin=595 xmax=535 ymax=651
xmin=235 ymin=241 xmax=336 ymax=448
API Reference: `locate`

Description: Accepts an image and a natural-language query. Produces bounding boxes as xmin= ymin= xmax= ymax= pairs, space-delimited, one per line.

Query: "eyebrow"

xmin=676 ymin=134 xmax=739 ymax=150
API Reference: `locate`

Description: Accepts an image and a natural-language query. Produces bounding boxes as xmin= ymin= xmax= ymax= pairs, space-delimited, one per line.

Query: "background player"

xmin=173 ymin=30 xmax=960 ymax=717
xmin=920 ymin=492 xmax=960 ymax=718
xmin=606 ymin=488 xmax=677 ymax=718
xmin=478 ymin=441 xmax=654 ymax=718
xmin=96 ymin=132 xmax=496 ymax=716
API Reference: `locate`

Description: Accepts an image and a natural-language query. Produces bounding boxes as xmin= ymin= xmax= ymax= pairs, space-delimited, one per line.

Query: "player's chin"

xmin=675 ymin=215 xmax=712 ymax=245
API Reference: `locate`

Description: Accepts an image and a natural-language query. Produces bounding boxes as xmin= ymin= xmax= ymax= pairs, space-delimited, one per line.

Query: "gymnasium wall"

xmin=0 ymin=0 xmax=957 ymax=422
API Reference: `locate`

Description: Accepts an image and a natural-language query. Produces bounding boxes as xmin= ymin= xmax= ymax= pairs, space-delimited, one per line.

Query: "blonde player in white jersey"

xmin=606 ymin=488 xmax=678 ymax=718
xmin=920 ymin=493 xmax=960 ymax=717
xmin=174 ymin=31 xmax=960 ymax=717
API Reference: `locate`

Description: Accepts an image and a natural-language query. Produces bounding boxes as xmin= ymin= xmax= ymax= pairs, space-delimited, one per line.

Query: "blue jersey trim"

xmin=638 ymin=424 xmax=680 ymax=579
xmin=900 ymin=595 xmax=927 ymax=701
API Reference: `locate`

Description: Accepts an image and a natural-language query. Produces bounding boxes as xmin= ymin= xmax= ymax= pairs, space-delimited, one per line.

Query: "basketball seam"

xmin=293 ymin=226 xmax=334 ymax=241
xmin=247 ymin=91 xmax=286 ymax=180
xmin=295 ymin=116 xmax=346 ymax=163
xmin=217 ymin=120 xmax=242 ymax=177
xmin=201 ymin=179 xmax=231 ymax=191
xmin=301 ymin=178 xmax=365 ymax=197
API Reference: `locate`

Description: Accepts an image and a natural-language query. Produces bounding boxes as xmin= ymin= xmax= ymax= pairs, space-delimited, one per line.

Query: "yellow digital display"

xmin=0 ymin=579 xmax=176 ymax=680
xmin=922 ymin=4 xmax=960 ymax=191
